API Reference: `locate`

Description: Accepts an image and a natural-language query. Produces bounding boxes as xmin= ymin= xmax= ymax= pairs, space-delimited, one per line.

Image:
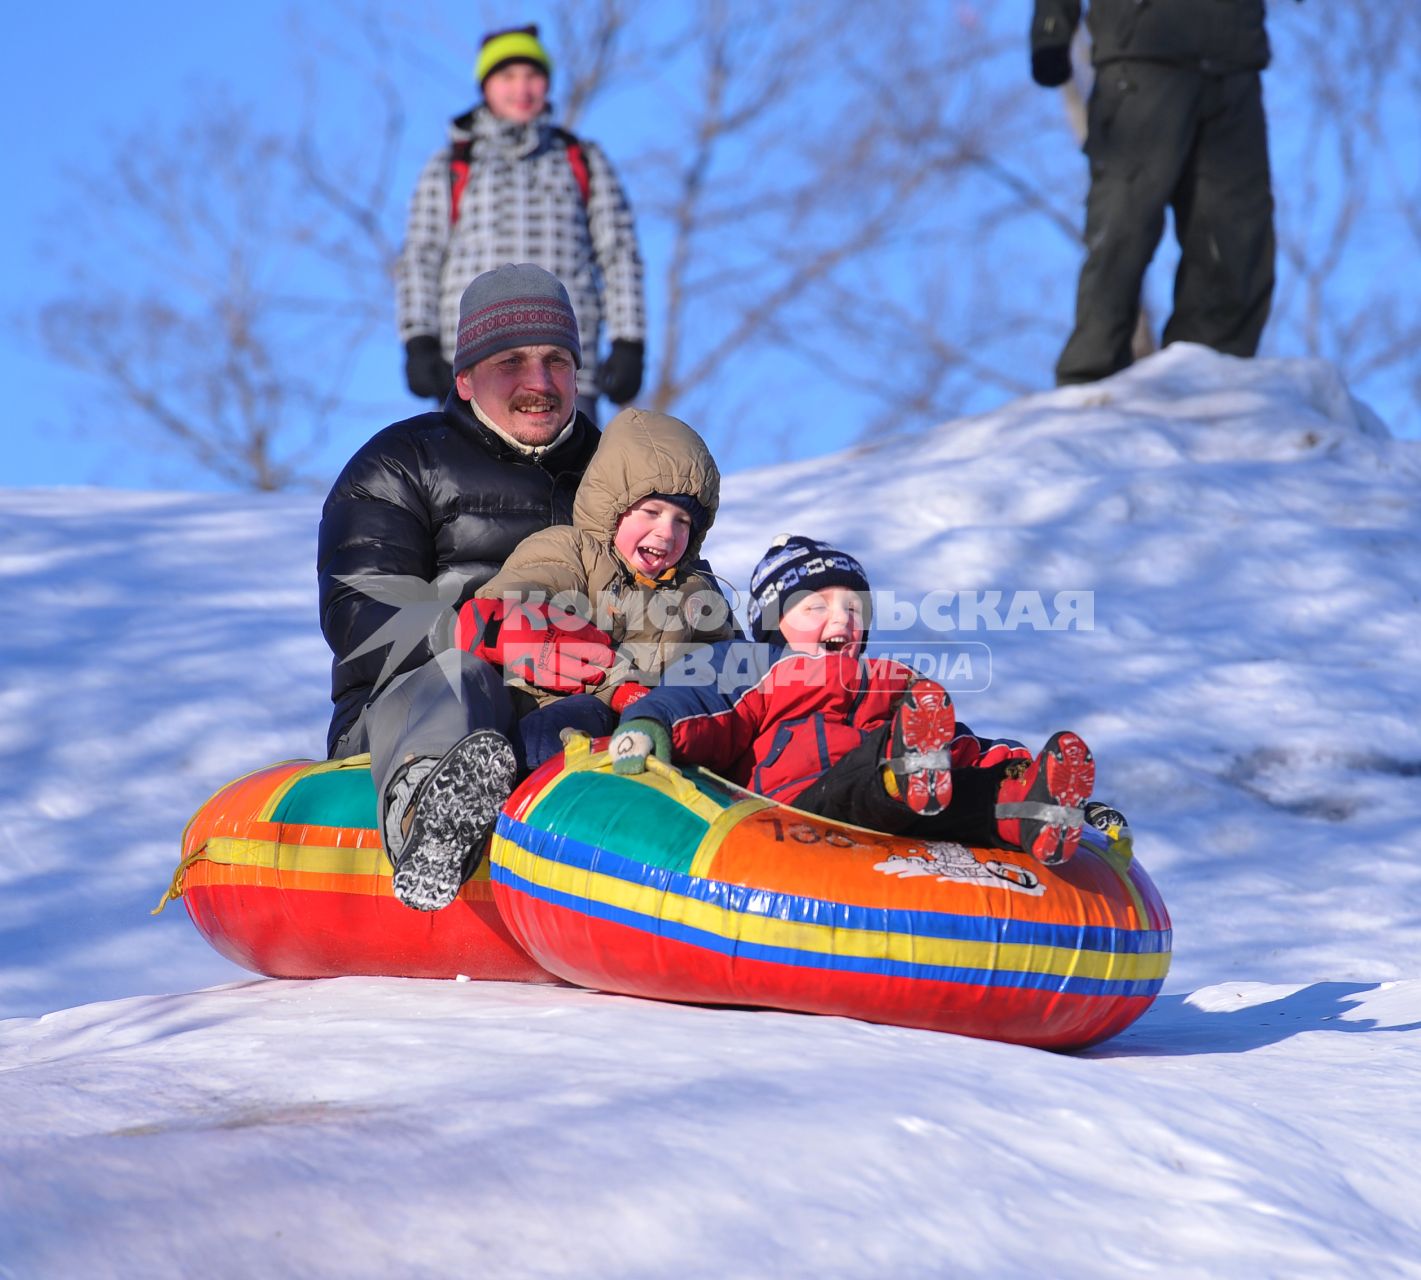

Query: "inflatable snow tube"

xmin=163 ymin=755 xmax=555 ymax=984
xmin=491 ymin=737 xmax=1171 ymax=1049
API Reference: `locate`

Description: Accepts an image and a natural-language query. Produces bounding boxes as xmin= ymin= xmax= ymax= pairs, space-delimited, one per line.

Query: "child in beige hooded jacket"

xmin=456 ymin=406 xmax=734 ymax=761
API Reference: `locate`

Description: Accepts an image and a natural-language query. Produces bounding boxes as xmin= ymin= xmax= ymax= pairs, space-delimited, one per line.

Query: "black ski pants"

xmin=792 ymin=721 xmax=1010 ymax=847
xmin=1056 ymin=62 xmax=1275 ymax=385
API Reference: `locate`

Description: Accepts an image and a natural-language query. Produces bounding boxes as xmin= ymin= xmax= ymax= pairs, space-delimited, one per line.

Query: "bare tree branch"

xmin=23 ymin=0 xmax=1421 ymax=486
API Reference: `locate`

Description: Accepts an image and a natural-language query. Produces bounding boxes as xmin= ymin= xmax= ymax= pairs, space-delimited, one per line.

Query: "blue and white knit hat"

xmin=747 ymin=534 xmax=872 ymax=642
xmin=453 ymin=263 xmax=582 ymax=375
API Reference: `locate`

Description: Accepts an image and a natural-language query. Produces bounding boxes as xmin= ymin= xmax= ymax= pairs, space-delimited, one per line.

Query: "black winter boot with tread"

xmin=390 ymin=730 xmax=518 ymax=912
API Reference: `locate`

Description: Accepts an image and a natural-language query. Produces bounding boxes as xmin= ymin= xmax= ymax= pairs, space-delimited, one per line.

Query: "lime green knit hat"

xmin=474 ymin=25 xmax=552 ymax=88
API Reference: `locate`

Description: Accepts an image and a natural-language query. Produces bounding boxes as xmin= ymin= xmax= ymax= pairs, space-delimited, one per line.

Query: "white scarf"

xmin=469 ymin=394 xmax=576 ymax=458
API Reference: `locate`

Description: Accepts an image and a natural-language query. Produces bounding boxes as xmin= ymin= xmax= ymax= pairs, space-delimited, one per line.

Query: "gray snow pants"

xmin=1056 ymin=62 xmax=1275 ymax=385
xmin=332 ymin=651 xmax=614 ymax=851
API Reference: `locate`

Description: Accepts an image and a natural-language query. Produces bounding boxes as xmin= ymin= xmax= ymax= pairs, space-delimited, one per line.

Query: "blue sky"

xmin=3 ymin=3 xmax=1415 ymax=492
xmin=2 ymin=4 xmax=464 ymax=489
xmin=3 ymin=7 xmax=285 ymax=487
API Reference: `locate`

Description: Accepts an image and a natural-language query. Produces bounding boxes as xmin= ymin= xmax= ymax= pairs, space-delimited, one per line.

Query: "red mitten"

xmin=610 ymin=682 xmax=651 ymax=713
xmin=455 ymin=598 xmax=504 ymax=656
xmin=457 ymin=599 xmax=613 ymax=694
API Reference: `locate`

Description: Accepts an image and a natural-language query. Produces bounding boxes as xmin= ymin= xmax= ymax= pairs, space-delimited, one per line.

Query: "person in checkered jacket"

xmin=395 ymin=24 xmax=646 ymax=419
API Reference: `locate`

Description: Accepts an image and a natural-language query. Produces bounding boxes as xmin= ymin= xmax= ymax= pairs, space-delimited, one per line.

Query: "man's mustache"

xmin=510 ymin=391 xmax=563 ymax=412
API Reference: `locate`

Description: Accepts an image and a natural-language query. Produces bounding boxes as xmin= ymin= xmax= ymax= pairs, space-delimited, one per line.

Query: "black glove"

xmin=595 ymin=339 xmax=645 ymax=405
xmin=1031 ymin=45 xmax=1073 ymax=88
xmin=404 ymin=335 xmax=453 ymax=401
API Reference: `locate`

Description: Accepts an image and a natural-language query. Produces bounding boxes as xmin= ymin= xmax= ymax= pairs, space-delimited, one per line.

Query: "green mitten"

xmin=610 ymin=718 xmax=672 ymax=776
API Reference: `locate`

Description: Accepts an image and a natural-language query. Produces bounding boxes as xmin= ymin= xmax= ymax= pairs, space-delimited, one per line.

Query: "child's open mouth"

xmin=822 ymin=635 xmax=851 ymax=653
xmin=636 ymin=544 xmax=669 ymax=570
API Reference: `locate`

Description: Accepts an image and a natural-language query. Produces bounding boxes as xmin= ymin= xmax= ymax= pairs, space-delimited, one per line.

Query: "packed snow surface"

xmin=3 ymin=346 xmax=1420 ymax=1277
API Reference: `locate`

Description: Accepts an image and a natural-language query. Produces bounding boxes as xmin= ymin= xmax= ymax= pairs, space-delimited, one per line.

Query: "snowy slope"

xmin=2 ymin=345 xmax=1420 ymax=1277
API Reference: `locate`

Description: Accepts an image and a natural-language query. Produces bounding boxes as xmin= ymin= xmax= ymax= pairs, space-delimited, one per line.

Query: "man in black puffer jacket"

xmin=1032 ymin=0 xmax=1277 ymax=385
xmin=319 ymin=263 xmax=614 ymax=912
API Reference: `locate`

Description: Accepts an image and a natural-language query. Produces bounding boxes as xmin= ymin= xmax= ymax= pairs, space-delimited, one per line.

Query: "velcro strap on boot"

xmin=996 ymin=800 xmax=1084 ymax=825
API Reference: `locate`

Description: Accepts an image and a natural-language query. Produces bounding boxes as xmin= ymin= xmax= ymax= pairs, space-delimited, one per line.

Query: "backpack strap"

xmin=448 ymin=137 xmax=475 ymax=226
xmin=551 ymin=126 xmax=592 ymax=205
xmin=448 ymin=127 xmax=590 ymax=226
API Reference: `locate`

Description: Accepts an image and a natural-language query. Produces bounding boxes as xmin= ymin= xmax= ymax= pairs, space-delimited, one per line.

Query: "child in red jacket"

xmin=610 ymin=535 xmax=1112 ymax=864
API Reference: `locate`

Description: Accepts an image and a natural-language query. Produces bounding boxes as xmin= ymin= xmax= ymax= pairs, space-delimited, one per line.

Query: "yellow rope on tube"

xmin=151 ymin=844 xmax=209 ymax=915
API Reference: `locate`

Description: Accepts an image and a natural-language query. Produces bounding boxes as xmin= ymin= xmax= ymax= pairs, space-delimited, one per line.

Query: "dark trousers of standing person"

xmin=1056 ymin=61 xmax=1276 ymax=386
xmin=790 ymin=722 xmax=1010 ymax=847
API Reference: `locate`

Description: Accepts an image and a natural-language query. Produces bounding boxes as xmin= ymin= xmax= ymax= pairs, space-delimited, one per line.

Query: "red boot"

xmin=885 ymin=679 xmax=956 ymax=816
xmin=995 ymin=731 xmax=1095 ymax=865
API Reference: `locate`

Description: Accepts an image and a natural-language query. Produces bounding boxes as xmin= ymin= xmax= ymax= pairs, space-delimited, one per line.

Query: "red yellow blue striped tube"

xmin=491 ymin=738 xmax=1171 ymax=1049
xmin=166 ymin=755 xmax=554 ymax=984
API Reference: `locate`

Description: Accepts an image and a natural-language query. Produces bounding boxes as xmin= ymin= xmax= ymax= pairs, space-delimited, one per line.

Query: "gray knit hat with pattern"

xmin=453 ymin=263 xmax=582 ymax=374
